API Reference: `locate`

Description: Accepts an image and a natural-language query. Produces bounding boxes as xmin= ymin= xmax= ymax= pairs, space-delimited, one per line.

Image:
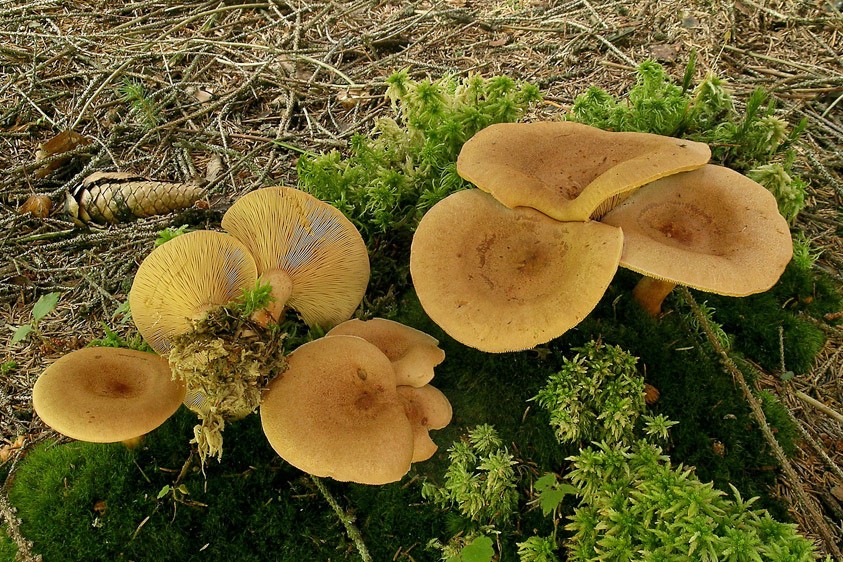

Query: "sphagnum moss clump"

xmin=168 ymin=284 xmax=287 ymax=463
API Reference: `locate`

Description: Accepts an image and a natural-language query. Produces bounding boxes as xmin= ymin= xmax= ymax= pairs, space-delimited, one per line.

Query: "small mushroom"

xmin=410 ymin=189 xmax=623 ymax=352
xmin=129 ymin=230 xmax=258 ymax=354
xmin=326 ymin=318 xmax=445 ymax=387
xmin=32 ymin=347 xmax=185 ymax=444
xmin=456 ymin=121 xmax=711 ymax=222
xmin=601 ymin=164 xmax=793 ymax=315
xmin=260 ymin=335 xmax=415 ymax=485
xmin=221 ymin=187 xmax=369 ymax=328
xmin=397 ymin=385 xmax=452 ymax=462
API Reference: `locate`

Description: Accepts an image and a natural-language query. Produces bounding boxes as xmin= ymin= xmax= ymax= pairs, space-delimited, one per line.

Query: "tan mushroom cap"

xmin=326 ymin=318 xmax=445 ymax=387
xmin=397 ymin=385 xmax=452 ymax=462
xmin=130 ymin=230 xmax=258 ymax=354
xmin=33 ymin=347 xmax=186 ymax=443
xmin=600 ymin=164 xmax=793 ymax=296
xmin=221 ymin=187 xmax=370 ymax=328
xmin=411 ymin=189 xmax=624 ymax=353
xmin=457 ymin=121 xmax=711 ymax=222
xmin=260 ymin=335 xmax=414 ymax=485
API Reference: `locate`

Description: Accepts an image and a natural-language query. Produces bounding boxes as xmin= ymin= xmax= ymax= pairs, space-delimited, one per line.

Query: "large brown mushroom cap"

xmin=397 ymin=385 xmax=453 ymax=462
xmin=221 ymin=187 xmax=370 ymax=328
xmin=457 ymin=121 xmax=711 ymax=222
xmin=601 ymin=164 xmax=793 ymax=296
xmin=129 ymin=230 xmax=258 ymax=354
xmin=33 ymin=347 xmax=185 ymax=443
xmin=326 ymin=318 xmax=445 ymax=387
xmin=260 ymin=335 xmax=414 ymax=485
xmin=411 ymin=189 xmax=624 ymax=353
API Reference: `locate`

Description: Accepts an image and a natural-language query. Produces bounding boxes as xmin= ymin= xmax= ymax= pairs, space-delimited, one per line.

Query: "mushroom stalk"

xmin=121 ymin=435 xmax=144 ymax=449
xmin=253 ymin=268 xmax=294 ymax=326
xmin=632 ymin=277 xmax=677 ymax=316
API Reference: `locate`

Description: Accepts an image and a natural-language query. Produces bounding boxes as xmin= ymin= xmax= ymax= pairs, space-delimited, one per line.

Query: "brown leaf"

xmin=644 ymin=383 xmax=660 ymax=405
xmin=34 ymin=130 xmax=91 ymax=178
xmin=93 ymin=500 xmax=108 ymax=515
xmin=649 ymin=43 xmax=680 ymax=62
xmin=18 ymin=194 xmax=53 ymax=218
xmin=489 ymin=34 xmax=511 ymax=47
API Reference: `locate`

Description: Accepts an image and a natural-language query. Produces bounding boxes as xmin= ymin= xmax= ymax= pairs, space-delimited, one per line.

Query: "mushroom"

xmin=456 ymin=121 xmax=711 ymax=222
xmin=410 ymin=189 xmax=624 ymax=352
xmin=221 ymin=187 xmax=369 ymax=328
xmin=260 ymin=335 xmax=415 ymax=485
xmin=326 ymin=318 xmax=445 ymax=387
xmin=32 ymin=347 xmax=185 ymax=445
xmin=129 ymin=230 xmax=258 ymax=354
xmin=600 ymin=164 xmax=793 ymax=315
xmin=397 ymin=385 xmax=453 ymax=462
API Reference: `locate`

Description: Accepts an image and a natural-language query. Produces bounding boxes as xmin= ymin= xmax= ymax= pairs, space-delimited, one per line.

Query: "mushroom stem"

xmin=633 ymin=277 xmax=677 ymax=316
xmin=253 ymin=268 xmax=293 ymax=326
xmin=121 ymin=435 xmax=144 ymax=449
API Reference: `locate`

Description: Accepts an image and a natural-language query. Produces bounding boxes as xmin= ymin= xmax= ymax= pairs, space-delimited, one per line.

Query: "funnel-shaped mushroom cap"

xmin=130 ymin=230 xmax=258 ymax=354
xmin=601 ymin=164 xmax=793 ymax=295
xmin=260 ymin=335 xmax=414 ymax=485
xmin=397 ymin=385 xmax=452 ymax=462
xmin=33 ymin=347 xmax=185 ymax=443
xmin=411 ymin=189 xmax=624 ymax=353
xmin=457 ymin=121 xmax=711 ymax=222
xmin=327 ymin=318 xmax=445 ymax=387
xmin=221 ymin=187 xmax=370 ymax=328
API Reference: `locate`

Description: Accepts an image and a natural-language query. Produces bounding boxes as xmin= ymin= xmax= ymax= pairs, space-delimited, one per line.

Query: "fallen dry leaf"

xmin=34 ymin=130 xmax=91 ymax=178
xmin=18 ymin=194 xmax=53 ymax=218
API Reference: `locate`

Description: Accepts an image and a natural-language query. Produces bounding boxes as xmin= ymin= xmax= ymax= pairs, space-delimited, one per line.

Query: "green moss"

xmin=8 ymin=407 xmax=453 ymax=561
xmin=0 ymin=526 xmax=17 ymax=562
xmin=757 ymin=391 xmax=800 ymax=457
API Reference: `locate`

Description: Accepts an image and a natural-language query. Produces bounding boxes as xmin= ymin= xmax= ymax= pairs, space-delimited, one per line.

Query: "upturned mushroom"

xmin=129 ymin=230 xmax=258 ymax=354
xmin=33 ymin=347 xmax=185 ymax=445
xmin=221 ymin=187 xmax=369 ymax=328
xmin=410 ymin=189 xmax=623 ymax=353
xmin=456 ymin=121 xmax=711 ymax=222
xmin=326 ymin=317 xmax=445 ymax=387
xmin=260 ymin=335 xmax=415 ymax=485
xmin=600 ymin=164 xmax=793 ymax=315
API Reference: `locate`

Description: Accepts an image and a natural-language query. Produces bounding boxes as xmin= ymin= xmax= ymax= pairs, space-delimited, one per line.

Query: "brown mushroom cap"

xmin=326 ymin=318 xmax=445 ymax=387
xmin=129 ymin=230 xmax=258 ymax=354
xmin=600 ymin=164 xmax=793 ymax=295
xmin=457 ymin=121 xmax=711 ymax=222
xmin=397 ymin=385 xmax=452 ymax=462
xmin=33 ymin=347 xmax=186 ymax=443
xmin=260 ymin=335 xmax=414 ymax=485
xmin=221 ymin=187 xmax=370 ymax=328
xmin=411 ymin=189 xmax=624 ymax=353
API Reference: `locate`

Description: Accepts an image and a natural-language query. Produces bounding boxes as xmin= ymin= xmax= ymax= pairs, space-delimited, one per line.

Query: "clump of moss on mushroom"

xmin=167 ymin=294 xmax=287 ymax=463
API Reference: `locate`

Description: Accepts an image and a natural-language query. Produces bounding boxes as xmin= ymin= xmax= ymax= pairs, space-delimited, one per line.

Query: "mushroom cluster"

xmin=261 ymin=318 xmax=450 ymax=484
xmin=411 ymin=121 xmax=793 ymax=352
xmin=32 ymin=187 xmax=452 ymax=485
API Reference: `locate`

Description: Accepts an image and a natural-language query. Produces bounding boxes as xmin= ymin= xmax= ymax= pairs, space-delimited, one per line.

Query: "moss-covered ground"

xmin=5 ymin=252 xmax=838 ymax=561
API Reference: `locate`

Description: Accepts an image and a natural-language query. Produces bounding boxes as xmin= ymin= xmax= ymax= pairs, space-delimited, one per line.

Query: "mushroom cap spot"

xmin=601 ymin=164 xmax=793 ymax=295
xmin=260 ymin=335 xmax=414 ymax=485
xmin=33 ymin=347 xmax=185 ymax=443
xmin=129 ymin=230 xmax=258 ymax=354
xmin=326 ymin=318 xmax=445 ymax=387
xmin=221 ymin=187 xmax=370 ymax=329
xmin=457 ymin=121 xmax=711 ymax=222
xmin=397 ymin=385 xmax=453 ymax=463
xmin=410 ymin=189 xmax=624 ymax=353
